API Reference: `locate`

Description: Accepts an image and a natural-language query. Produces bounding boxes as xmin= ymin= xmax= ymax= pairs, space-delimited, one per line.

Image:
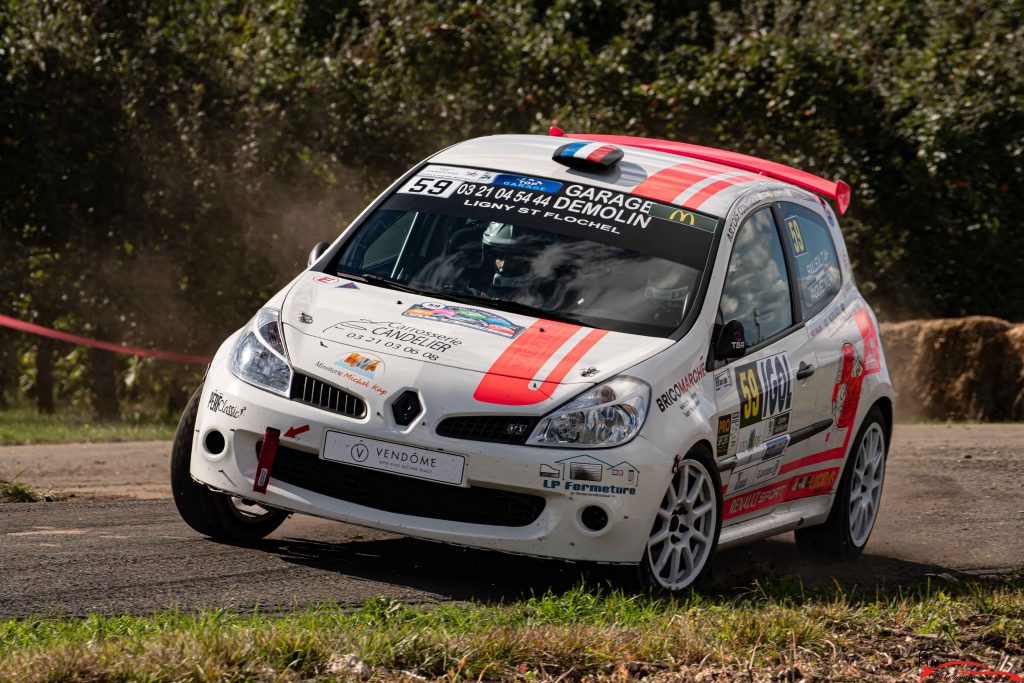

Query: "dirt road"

xmin=1 ymin=424 xmax=1021 ymax=617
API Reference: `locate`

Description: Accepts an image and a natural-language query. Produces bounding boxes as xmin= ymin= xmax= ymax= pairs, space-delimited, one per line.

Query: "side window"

xmin=778 ymin=203 xmax=842 ymax=319
xmin=720 ymin=207 xmax=793 ymax=346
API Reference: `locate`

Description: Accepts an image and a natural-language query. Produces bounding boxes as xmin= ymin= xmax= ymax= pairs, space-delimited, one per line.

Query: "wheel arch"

xmin=688 ymin=438 xmax=715 ymax=458
xmin=872 ymin=396 xmax=893 ymax=453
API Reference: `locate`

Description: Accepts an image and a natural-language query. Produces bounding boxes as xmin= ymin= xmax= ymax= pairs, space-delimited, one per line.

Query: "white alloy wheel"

xmin=645 ymin=459 xmax=717 ymax=591
xmin=849 ymin=422 xmax=885 ymax=547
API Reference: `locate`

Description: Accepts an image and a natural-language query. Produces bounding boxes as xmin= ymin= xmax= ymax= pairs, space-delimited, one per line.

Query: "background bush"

xmin=1 ymin=0 xmax=1021 ymax=417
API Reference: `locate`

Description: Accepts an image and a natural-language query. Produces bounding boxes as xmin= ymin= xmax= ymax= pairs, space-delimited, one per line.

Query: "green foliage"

xmin=0 ymin=475 xmax=58 ymax=502
xmin=0 ymin=580 xmax=1022 ymax=680
xmin=0 ymin=0 xmax=1021 ymax=411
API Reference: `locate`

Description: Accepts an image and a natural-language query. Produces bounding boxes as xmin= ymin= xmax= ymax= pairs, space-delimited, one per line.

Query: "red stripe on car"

xmin=630 ymin=161 xmax=732 ymax=203
xmin=686 ymin=174 xmax=763 ymax=210
xmin=473 ymin=321 xmax=607 ymax=405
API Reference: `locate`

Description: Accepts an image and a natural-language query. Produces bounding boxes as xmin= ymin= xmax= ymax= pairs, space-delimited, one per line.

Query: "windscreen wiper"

xmin=439 ymin=291 xmax=590 ymax=328
xmin=335 ymin=271 xmax=422 ymax=295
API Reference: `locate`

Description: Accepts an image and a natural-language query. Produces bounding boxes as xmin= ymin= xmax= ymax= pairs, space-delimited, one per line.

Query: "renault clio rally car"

xmin=171 ymin=130 xmax=895 ymax=592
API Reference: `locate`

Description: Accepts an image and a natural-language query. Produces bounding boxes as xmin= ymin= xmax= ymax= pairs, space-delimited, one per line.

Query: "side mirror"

xmin=307 ymin=241 xmax=330 ymax=266
xmin=715 ymin=320 xmax=747 ymax=361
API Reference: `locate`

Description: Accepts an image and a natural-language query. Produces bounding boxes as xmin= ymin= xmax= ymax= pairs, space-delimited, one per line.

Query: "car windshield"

xmin=325 ymin=165 xmax=719 ymax=337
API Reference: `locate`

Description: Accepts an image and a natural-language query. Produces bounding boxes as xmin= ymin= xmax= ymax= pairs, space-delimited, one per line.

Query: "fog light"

xmin=204 ymin=429 xmax=226 ymax=455
xmin=581 ymin=505 xmax=608 ymax=531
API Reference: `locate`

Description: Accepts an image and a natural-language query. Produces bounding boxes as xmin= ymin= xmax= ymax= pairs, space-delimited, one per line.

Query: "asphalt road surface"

xmin=1 ymin=424 xmax=1022 ymax=617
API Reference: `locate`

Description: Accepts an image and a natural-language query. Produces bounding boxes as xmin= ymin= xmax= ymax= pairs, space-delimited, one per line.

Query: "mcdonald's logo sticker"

xmin=668 ymin=209 xmax=696 ymax=225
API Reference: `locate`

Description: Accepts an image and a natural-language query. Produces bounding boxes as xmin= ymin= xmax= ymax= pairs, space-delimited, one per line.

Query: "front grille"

xmin=289 ymin=371 xmax=366 ymax=419
xmin=436 ymin=415 xmax=540 ymax=445
xmin=267 ymin=444 xmax=545 ymax=527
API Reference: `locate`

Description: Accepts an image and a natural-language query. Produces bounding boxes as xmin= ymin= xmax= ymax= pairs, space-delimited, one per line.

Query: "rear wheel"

xmin=170 ymin=385 xmax=289 ymax=541
xmin=794 ymin=406 xmax=887 ymax=560
xmin=636 ymin=447 xmax=722 ymax=593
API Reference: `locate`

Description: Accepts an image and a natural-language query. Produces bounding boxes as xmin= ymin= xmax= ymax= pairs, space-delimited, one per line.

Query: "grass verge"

xmin=0 ymin=476 xmax=59 ymax=502
xmin=0 ymin=407 xmax=175 ymax=445
xmin=1 ymin=579 xmax=1021 ymax=682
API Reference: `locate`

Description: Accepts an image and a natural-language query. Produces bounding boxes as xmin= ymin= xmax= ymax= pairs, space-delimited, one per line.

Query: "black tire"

xmin=170 ymin=385 xmax=289 ymax=541
xmin=636 ymin=445 xmax=723 ymax=593
xmin=794 ymin=406 xmax=887 ymax=560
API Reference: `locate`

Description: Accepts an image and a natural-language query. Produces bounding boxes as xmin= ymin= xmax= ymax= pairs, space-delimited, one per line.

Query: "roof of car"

xmin=429 ymin=133 xmax=847 ymax=219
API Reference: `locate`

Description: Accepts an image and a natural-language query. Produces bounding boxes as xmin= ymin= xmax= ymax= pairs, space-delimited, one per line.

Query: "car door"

xmin=711 ymin=206 xmax=821 ymax=524
xmin=775 ymin=200 xmax=853 ymax=463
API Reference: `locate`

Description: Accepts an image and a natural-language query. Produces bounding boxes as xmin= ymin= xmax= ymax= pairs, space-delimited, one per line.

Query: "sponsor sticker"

xmin=387 ymin=165 xmax=716 ymax=272
xmin=716 ymin=412 xmax=740 ymax=458
xmin=762 ymin=434 xmax=790 ymax=461
xmin=323 ymin=318 xmax=462 ymax=364
xmin=313 ymin=275 xmax=339 ymax=285
xmin=491 ymin=174 xmax=562 ymax=194
xmin=402 ymin=302 xmax=525 ymax=339
xmin=790 ymin=469 xmax=838 ymax=494
xmin=734 ymin=352 xmax=793 ymax=428
xmin=208 ymin=390 xmax=246 ymax=418
xmin=336 ymin=351 xmax=384 ymax=379
xmin=767 ymin=411 xmax=791 ymax=436
xmin=645 ymin=204 xmax=718 ymax=233
xmin=419 ymin=165 xmax=498 ymax=183
xmin=714 ymin=371 xmax=731 ymax=392
xmin=728 ymin=457 xmax=782 ymax=494
xmin=539 ymin=454 xmax=639 ymax=497
xmin=323 ymin=431 xmax=465 ymax=486
xmin=657 ymin=357 xmax=707 ymax=412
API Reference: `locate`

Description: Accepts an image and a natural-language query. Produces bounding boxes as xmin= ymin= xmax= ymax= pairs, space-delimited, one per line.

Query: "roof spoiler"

xmin=549 ymin=127 xmax=850 ymax=215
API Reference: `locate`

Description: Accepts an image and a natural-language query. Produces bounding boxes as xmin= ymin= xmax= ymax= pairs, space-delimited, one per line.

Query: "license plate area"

xmin=321 ymin=431 xmax=466 ymax=487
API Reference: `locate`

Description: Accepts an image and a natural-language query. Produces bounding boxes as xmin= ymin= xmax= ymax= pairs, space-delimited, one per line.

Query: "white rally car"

xmin=171 ymin=130 xmax=894 ymax=592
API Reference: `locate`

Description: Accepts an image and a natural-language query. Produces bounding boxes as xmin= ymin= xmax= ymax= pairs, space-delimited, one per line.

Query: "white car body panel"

xmin=188 ymin=134 xmax=895 ymax=565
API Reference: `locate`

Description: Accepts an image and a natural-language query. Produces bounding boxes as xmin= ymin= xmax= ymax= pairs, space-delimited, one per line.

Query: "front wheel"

xmin=794 ymin=406 xmax=887 ymax=560
xmin=636 ymin=447 xmax=722 ymax=593
xmin=170 ymin=385 xmax=289 ymax=541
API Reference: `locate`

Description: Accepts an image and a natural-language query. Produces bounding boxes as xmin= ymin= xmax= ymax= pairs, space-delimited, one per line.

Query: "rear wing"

xmin=551 ymin=128 xmax=851 ymax=215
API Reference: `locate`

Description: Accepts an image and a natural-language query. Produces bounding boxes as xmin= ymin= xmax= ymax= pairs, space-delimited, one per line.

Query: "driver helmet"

xmin=481 ymin=222 xmax=551 ymax=288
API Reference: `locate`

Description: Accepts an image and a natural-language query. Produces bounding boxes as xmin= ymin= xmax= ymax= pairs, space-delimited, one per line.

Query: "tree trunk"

xmin=89 ymin=339 xmax=120 ymax=422
xmin=35 ymin=338 xmax=56 ymax=414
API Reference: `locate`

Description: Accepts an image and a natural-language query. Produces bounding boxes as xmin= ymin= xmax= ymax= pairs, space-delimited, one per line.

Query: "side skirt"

xmin=718 ymin=495 xmax=833 ymax=551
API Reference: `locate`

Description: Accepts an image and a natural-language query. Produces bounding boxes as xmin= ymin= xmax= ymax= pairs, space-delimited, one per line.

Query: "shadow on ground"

xmin=245 ymin=531 xmax=984 ymax=605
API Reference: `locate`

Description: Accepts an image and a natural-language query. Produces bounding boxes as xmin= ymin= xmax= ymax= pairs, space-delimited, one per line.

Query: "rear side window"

xmin=720 ymin=207 xmax=793 ymax=345
xmin=778 ymin=203 xmax=842 ymax=319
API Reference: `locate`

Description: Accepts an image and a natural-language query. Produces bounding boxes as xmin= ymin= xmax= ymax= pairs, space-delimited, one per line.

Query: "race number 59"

xmin=738 ymin=368 xmax=761 ymax=422
xmin=398 ymin=175 xmax=463 ymax=198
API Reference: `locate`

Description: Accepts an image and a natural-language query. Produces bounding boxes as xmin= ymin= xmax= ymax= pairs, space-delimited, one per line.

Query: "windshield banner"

xmin=386 ymin=165 xmax=718 ymax=270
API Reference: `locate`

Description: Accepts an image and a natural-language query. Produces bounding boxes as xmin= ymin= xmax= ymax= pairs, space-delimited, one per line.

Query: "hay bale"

xmin=879 ymin=317 xmax=1024 ymax=421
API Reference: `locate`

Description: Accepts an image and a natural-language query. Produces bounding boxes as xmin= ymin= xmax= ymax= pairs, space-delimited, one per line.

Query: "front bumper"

xmin=189 ymin=356 xmax=675 ymax=564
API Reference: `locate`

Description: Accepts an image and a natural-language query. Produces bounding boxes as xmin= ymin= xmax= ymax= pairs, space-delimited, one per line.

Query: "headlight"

xmin=229 ymin=308 xmax=292 ymax=395
xmin=528 ymin=376 xmax=650 ymax=448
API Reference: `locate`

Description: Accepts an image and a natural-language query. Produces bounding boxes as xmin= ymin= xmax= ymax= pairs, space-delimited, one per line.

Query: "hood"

xmin=280 ymin=272 xmax=672 ymax=402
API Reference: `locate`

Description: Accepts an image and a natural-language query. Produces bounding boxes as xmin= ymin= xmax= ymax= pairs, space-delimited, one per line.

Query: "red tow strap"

xmin=253 ymin=427 xmax=280 ymax=493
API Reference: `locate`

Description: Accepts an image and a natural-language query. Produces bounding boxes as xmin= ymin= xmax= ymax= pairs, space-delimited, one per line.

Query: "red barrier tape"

xmin=0 ymin=313 xmax=212 ymax=365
